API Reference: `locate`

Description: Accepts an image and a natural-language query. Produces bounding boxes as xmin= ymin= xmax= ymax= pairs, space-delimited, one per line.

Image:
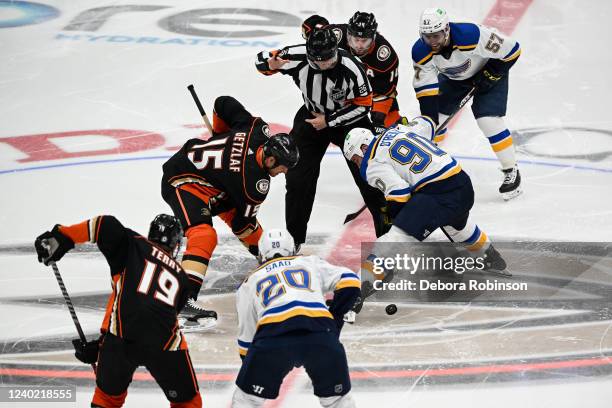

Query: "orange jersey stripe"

xmin=58 ymin=220 xmax=89 ymax=244
xmin=351 ymin=93 xmax=373 ymax=107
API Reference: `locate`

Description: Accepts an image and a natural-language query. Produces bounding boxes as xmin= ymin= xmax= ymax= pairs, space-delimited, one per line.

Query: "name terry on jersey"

xmin=151 ymin=246 xmax=181 ymax=273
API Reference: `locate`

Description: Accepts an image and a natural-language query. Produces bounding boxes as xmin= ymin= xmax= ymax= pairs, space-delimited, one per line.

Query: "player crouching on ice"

xmin=343 ymin=118 xmax=508 ymax=310
xmin=161 ymin=95 xmax=299 ymax=330
xmin=35 ymin=214 xmax=203 ymax=408
xmin=231 ymin=229 xmax=360 ymax=408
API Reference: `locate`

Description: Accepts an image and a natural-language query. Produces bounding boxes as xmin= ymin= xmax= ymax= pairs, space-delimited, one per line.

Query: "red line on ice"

xmin=2 ymin=356 xmax=611 ymax=381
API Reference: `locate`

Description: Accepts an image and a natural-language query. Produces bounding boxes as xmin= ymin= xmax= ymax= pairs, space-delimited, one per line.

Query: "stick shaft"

xmin=437 ymin=87 xmax=476 ymax=132
xmin=49 ymin=261 xmax=96 ymax=373
xmin=50 ymin=261 xmax=86 ymax=341
xmin=187 ymin=84 xmax=214 ymax=135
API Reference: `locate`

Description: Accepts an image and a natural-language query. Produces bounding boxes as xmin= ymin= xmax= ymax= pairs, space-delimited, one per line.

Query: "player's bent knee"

xmin=91 ymin=386 xmax=127 ymax=408
xmin=170 ymin=392 xmax=202 ymax=408
xmin=231 ymin=387 xmax=266 ymax=408
xmin=319 ymin=393 xmax=356 ymax=408
xmin=184 ymin=224 xmax=218 ymax=261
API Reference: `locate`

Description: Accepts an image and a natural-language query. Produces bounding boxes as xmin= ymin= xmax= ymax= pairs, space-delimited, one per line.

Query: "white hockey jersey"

xmin=360 ymin=117 xmax=462 ymax=203
xmin=412 ymin=22 xmax=521 ymax=98
xmin=235 ymin=255 xmax=360 ymax=357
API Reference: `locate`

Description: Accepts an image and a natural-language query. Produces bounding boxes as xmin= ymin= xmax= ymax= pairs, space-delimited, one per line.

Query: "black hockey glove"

xmin=371 ymin=111 xmax=387 ymax=136
xmin=34 ymin=225 xmax=75 ymax=265
xmin=473 ymin=67 xmax=504 ymax=93
xmin=72 ymin=337 xmax=100 ymax=364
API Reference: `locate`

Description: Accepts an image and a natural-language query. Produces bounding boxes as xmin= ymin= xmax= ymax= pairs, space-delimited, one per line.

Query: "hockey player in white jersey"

xmin=231 ymin=229 xmax=359 ymax=408
xmin=344 ymin=118 xmax=507 ymax=302
xmin=412 ymin=8 xmax=522 ymax=200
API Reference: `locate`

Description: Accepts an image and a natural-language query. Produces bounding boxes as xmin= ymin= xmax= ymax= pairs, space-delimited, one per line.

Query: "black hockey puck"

xmin=385 ymin=304 xmax=397 ymax=315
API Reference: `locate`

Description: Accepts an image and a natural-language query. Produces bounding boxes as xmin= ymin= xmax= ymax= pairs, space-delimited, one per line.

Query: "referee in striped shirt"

xmin=256 ymin=28 xmax=386 ymax=248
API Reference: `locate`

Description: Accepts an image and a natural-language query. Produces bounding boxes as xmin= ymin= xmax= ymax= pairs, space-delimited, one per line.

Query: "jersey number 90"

xmin=389 ymin=134 xmax=445 ymax=173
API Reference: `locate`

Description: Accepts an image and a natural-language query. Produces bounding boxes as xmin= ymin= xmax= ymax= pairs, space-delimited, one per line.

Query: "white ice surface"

xmin=1 ymin=0 xmax=612 ymax=407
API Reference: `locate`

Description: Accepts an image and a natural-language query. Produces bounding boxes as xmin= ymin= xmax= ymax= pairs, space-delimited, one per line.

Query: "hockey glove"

xmin=395 ymin=116 xmax=410 ymax=127
xmin=72 ymin=337 xmax=100 ymax=364
xmin=34 ymin=225 xmax=75 ymax=265
xmin=371 ymin=111 xmax=387 ymax=136
xmin=473 ymin=67 xmax=504 ymax=93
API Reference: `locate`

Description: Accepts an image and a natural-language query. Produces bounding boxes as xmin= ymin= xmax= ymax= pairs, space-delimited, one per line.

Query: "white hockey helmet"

xmin=419 ymin=8 xmax=449 ymax=35
xmin=259 ymin=229 xmax=295 ymax=262
xmin=343 ymin=128 xmax=375 ymax=161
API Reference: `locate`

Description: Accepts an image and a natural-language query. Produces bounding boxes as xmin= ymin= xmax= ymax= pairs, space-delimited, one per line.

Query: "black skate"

xmin=482 ymin=245 xmax=511 ymax=277
xmin=499 ymin=166 xmax=522 ymax=201
xmin=179 ymin=298 xmax=218 ymax=332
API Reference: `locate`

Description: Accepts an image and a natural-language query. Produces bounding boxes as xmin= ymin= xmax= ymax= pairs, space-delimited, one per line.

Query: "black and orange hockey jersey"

xmin=163 ymin=96 xmax=271 ymax=235
xmin=58 ymin=216 xmax=191 ymax=350
xmin=329 ymin=25 xmax=399 ymax=96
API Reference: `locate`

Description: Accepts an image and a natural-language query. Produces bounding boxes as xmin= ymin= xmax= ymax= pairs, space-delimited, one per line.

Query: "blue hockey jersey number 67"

xmin=256 ymin=269 xmax=312 ymax=307
xmin=389 ymin=133 xmax=446 ymax=174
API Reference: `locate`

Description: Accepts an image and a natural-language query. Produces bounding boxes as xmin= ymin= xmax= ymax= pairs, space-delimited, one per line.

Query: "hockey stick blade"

xmin=344 ymin=204 xmax=367 ymax=224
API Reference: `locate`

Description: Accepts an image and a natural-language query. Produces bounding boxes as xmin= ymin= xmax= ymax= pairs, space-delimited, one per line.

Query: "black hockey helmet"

xmin=148 ymin=214 xmax=182 ymax=253
xmin=348 ymin=11 xmax=378 ymax=38
xmin=306 ymin=27 xmax=338 ymax=62
xmin=302 ymin=14 xmax=329 ymax=39
xmin=263 ymin=133 xmax=299 ymax=169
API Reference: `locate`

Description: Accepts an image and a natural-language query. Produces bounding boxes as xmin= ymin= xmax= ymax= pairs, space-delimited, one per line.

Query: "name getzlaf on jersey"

xmin=235 ymin=255 xmax=361 ymax=357
xmin=360 ymin=118 xmax=462 ymax=203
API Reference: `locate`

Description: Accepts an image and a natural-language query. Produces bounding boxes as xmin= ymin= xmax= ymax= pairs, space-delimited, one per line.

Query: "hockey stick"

xmin=344 ymin=205 xmax=367 ymax=224
xmin=46 ymin=255 xmax=96 ymax=373
xmin=187 ymin=84 xmax=214 ymax=136
xmin=436 ymin=86 xmax=476 ymax=132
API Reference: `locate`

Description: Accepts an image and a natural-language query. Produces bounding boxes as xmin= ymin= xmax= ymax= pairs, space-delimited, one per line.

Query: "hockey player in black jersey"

xmin=161 ymin=95 xmax=299 ymax=308
xmin=35 ymin=214 xmax=202 ymax=408
xmin=302 ymin=12 xmax=403 ymax=134
xmin=256 ymin=27 xmax=387 ymax=249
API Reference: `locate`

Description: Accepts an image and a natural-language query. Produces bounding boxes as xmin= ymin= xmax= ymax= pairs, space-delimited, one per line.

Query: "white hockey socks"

xmin=231 ymin=388 xmax=266 ymax=408
xmin=476 ymin=116 xmax=516 ymax=170
xmin=319 ymin=393 xmax=357 ymax=408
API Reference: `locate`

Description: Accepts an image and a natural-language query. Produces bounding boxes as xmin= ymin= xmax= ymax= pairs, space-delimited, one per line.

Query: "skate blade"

xmin=179 ymin=317 xmax=218 ymax=333
xmin=502 ymin=187 xmax=523 ymax=201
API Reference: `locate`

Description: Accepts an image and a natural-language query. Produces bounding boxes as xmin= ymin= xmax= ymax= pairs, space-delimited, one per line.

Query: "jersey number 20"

xmin=256 ymin=269 xmax=312 ymax=307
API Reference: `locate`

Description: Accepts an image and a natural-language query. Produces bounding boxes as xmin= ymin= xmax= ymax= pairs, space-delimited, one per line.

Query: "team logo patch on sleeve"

xmin=262 ymin=125 xmax=270 ymax=137
xmin=377 ymin=45 xmax=391 ymax=61
xmin=256 ymin=179 xmax=270 ymax=194
xmin=332 ymin=28 xmax=343 ymax=42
